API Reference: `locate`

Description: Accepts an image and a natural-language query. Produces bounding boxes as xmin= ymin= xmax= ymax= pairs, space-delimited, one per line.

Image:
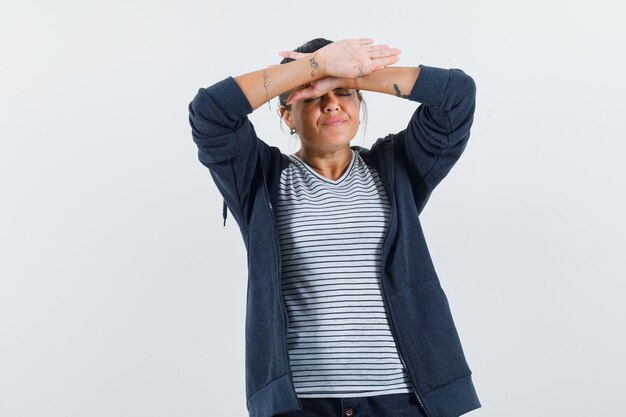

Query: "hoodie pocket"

xmin=412 ymin=279 xmax=473 ymax=393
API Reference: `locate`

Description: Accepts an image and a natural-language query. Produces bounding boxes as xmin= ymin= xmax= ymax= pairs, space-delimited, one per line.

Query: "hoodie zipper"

xmin=263 ymin=181 xmax=303 ymax=410
xmin=379 ymin=174 xmax=431 ymax=417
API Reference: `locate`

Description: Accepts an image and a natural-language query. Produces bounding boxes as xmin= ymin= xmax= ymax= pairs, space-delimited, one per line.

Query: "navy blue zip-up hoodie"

xmin=188 ymin=64 xmax=481 ymax=417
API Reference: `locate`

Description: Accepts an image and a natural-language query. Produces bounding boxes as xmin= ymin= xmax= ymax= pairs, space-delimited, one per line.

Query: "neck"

xmin=296 ymin=146 xmax=353 ymax=181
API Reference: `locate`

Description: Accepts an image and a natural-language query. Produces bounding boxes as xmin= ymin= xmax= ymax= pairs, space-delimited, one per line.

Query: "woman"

xmin=188 ymin=37 xmax=480 ymax=417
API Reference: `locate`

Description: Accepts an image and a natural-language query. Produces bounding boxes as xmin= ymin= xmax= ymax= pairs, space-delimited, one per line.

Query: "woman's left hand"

xmin=279 ymin=39 xmax=399 ymax=79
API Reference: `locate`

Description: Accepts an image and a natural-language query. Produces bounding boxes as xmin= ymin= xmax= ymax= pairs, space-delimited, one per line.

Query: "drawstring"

xmin=222 ymin=199 xmax=227 ymax=226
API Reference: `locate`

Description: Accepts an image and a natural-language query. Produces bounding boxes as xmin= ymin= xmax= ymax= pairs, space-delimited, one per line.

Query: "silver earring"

xmin=290 ymin=128 xmax=296 ymax=135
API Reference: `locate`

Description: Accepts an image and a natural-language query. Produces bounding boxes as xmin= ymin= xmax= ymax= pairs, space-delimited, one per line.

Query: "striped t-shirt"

xmin=274 ymin=148 xmax=413 ymax=398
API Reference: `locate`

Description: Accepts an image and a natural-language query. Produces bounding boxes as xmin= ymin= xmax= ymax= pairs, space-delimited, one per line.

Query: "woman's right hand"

xmin=278 ymin=38 xmax=401 ymax=80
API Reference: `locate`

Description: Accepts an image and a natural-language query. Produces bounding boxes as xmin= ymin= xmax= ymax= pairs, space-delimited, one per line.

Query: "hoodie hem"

xmin=420 ymin=373 xmax=482 ymax=417
xmin=246 ymin=373 xmax=301 ymax=417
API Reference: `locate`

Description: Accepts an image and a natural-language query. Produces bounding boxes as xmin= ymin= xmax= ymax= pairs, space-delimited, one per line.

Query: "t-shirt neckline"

xmin=289 ymin=149 xmax=356 ymax=185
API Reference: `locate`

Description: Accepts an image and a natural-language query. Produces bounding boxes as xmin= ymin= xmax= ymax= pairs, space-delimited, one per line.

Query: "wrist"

xmin=309 ymin=52 xmax=326 ymax=79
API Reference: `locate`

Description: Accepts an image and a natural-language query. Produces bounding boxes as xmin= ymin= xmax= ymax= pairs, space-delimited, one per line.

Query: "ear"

xmin=280 ymin=106 xmax=294 ymax=126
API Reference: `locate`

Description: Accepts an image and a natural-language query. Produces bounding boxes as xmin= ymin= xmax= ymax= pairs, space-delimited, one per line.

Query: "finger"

xmin=364 ymin=44 xmax=390 ymax=52
xmin=360 ymin=57 xmax=398 ymax=76
xmin=278 ymin=50 xmax=307 ymax=59
xmin=355 ymin=37 xmax=374 ymax=46
xmin=286 ymin=91 xmax=299 ymax=105
xmin=288 ymin=87 xmax=322 ymax=104
xmin=370 ymin=64 xmax=388 ymax=73
xmin=287 ymin=89 xmax=314 ymax=105
xmin=367 ymin=48 xmax=401 ymax=59
xmin=365 ymin=45 xmax=400 ymax=54
xmin=371 ymin=55 xmax=401 ymax=67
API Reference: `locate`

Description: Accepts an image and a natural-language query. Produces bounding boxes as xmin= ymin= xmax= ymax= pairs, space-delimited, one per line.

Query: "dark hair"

xmin=278 ymin=37 xmax=368 ymax=139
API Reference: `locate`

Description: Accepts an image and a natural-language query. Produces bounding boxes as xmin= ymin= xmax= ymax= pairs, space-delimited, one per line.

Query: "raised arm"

xmin=356 ymin=64 xmax=475 ymax=148
xmin=235 ymin=57 xmax=325 ymax=111
xmin=394 ymin=64 xmax=477 ymax=214
xmin=237 ymin=38 xmax=401 ymax=111
xmin=352 ymin=66 xmax=421 ymax=99
xmin=281 ymin=65 xmax=420 ymax=105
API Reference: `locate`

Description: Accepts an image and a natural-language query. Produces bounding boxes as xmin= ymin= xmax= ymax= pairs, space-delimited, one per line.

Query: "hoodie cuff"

xmin=203 ymin=76 xmax=254 ymax=119
xmin=408 ymin=64 xmax=451 ymax=108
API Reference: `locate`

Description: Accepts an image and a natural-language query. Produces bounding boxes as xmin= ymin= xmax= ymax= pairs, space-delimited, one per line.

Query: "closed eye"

xmin=304 ymin=92 xmax=353 ymax=103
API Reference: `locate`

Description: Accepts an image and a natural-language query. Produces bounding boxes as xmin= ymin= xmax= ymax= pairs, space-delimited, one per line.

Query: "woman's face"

xmin=282 ymin=87 xmax=361 ymax=152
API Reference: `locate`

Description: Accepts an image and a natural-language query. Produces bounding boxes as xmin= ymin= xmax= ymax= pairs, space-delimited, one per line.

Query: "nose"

xmin=322 ymin=94 xmax=339 ymax=113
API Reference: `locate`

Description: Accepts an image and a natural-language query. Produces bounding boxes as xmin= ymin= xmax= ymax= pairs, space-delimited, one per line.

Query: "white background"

xmin=1 ymin=1 xmax=625 ymax=416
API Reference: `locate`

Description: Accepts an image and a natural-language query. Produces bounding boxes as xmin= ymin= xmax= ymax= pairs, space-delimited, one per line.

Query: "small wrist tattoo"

xmin=393 ymin=83 xmax=409 ymax=99
xmin=309 ymin=57 xmax=319 ymax=77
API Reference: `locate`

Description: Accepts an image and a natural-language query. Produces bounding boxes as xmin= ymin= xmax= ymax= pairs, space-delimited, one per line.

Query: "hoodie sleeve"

xmin=188 ymin=76 xmax=269 ymax=235
xmin=382 ymin=64 xmax=477 ymax=215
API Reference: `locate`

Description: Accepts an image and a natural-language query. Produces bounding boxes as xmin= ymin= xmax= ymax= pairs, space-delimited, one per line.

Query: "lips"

xmin=322 ymin=118 xmax=346 ymax=126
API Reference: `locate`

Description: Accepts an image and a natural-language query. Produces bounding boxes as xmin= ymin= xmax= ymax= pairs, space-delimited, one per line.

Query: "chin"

xmin=323 ymin=130 xmax=357 ymax=142
xmin=324 ymin=136 xmax=354 ymax=147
